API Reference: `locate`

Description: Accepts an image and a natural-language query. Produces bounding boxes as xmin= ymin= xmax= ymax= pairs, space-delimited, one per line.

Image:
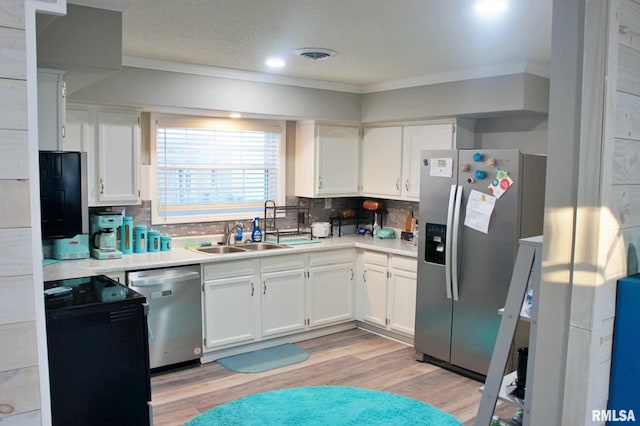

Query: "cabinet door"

xmin=204 ymin=276 xmax=259 ymax=349
xmin=261 ymin=269 xmax=306 ymax=337
xmin=37 ymin=69 xmax=65 ymax=150
xmin=308 ymin=263 xmax=354 ymax=328
xmin=401 ymin=124 xmax=454 ymax=200
xmin=96 ymin=110 xmax=141 ymax=205
xmin=361 ymin=127 xmax=403 ymax=197
xmin=317 ymin=125 xmax=360 ymax=196
xmin=360 ymin=263 xmax=388 ymax=327
xmin=388 ymin=269 xmax=417 ymax=336
xmin=65 ymin=106 xmax=99 ymax=203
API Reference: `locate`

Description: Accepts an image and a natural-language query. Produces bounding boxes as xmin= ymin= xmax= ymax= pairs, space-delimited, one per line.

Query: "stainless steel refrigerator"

xmin=414 ymin=149 xmax=546 ymax=377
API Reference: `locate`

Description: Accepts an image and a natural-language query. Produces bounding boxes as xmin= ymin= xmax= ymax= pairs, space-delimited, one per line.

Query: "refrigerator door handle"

xmin=444 ymin=184 xmax=456 ymax=300
xmin=451 ymin=185 xmax=463 ymax=301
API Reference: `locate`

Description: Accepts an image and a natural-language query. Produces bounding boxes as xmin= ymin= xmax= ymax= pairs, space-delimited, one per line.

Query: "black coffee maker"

xmin=512 ymin=347 xmax=528 ymax=399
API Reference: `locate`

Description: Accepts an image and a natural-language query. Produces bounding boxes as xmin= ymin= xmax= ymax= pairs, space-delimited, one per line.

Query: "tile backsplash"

xmin=91 ymin=197 xmax=418 ymax=238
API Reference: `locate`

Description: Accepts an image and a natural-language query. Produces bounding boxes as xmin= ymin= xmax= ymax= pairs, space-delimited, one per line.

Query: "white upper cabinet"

xmin=401 ymin=124 xmax=455 ymax=200
xmin=96 ymin=110 xmax=141 ymax=205
xmin=360 ymin=120 xmax=474 ymax=201
xmin=360 ymin=127 xmax=403 ymax=197
xmin=37 ymin=69 xmax=66 ymax=151
xmin=65 ymin=104 xmax=141 ymax=206
xmin=295 ymin=121 xmax=360 ymax=197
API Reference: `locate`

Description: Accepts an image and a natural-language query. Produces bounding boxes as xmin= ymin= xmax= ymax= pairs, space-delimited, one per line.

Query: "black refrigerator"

xmin=45 ymin=275 xmax=151 ymax=426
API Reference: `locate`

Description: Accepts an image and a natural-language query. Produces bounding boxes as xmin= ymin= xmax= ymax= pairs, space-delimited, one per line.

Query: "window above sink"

xmin=151 ymin=113 xmax=286 ymax=225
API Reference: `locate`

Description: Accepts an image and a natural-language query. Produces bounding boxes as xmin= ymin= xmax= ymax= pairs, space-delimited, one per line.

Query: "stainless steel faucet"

xmin=223 ymin=222 xmax=244 ymax=245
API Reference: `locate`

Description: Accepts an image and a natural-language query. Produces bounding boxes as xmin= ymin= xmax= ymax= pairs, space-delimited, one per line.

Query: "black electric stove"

xmin=45 ymin=275 xmax=151 ymax=426
xmin=44 ymin=274 xmax=145 ymax=314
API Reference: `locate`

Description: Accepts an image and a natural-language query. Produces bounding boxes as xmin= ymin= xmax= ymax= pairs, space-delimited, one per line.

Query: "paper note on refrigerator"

xmin=464 ymin=190 xmax=496 ymax=234
xmin=430 ymin=157 xmax=453 ymax=177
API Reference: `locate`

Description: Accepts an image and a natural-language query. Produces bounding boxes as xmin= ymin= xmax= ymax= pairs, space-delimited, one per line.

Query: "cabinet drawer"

xmin=309 ymin=249 xmax=356 ymax=267
xmin=390 ymin=255 xmax=417 ymax=273
xmin=362 ymin=251 xmax=388 ymax=267
xmin=260 ymin=254 xmax=307 ymax=273
xmin=203 ymin=259 xmax=259 ymax=280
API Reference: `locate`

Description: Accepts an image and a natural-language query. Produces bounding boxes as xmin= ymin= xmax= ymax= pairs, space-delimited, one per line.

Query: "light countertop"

xmin=43 ymin=235 xmax=418 ymax=281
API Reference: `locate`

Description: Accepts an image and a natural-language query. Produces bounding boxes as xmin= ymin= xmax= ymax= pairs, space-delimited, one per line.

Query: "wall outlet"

xmin=325 ymin=198 xmax=332 ymax=209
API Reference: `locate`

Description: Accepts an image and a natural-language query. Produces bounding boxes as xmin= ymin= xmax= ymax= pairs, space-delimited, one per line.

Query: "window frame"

xmin=150 ymin=112 xmax=286 ymax=225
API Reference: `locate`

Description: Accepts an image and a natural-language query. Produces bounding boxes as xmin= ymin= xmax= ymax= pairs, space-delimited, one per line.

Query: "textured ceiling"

xmin=117 ymin=0 xmax=552 ymax=90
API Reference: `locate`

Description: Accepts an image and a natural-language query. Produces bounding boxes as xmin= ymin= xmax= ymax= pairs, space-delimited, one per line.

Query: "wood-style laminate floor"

xmin=151 ymin=328 xmax=513 ymax=426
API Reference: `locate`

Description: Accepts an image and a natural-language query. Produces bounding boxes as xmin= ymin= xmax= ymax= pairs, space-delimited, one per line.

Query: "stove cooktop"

xmin=44 ymin=275 xmax=145 ymax=312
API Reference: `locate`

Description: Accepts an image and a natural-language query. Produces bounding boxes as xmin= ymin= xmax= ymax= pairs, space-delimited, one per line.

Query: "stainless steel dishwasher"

xmin=127 ymin=265 xmax=202 ymax=369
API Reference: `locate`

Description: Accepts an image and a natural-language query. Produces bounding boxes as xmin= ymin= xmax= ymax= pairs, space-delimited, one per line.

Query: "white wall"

xmin=360 ymin=73 xmax=549 ymax=123
xmin=535 ymin=1 xmax=640 ymax=424
xmin=474 ymin=116 xmax=548 ymax=154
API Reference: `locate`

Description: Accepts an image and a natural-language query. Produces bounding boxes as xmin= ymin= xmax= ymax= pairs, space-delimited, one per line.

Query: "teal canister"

xmin=134 ymin=225 xmax=147 ymax=253
xmin=120 ymin=216 xmax=133 ymax=254
xmin=160 ymin=234 xmax=172 ymax=251
xmin=148 ymin=230 xmax=161 ymax=252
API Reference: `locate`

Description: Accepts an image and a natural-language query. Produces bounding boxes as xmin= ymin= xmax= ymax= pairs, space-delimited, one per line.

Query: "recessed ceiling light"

xmin=474 ymin=0 xmax=508 ymax=18
xmin=265 ymin=57 xmax=285 ymax=68
xmin=229 ymin=113 xmax=242 ymax=119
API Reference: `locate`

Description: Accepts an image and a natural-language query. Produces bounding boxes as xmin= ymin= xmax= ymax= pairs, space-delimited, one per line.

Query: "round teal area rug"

xmin=186 ymin=386 xmax=462 ymax=425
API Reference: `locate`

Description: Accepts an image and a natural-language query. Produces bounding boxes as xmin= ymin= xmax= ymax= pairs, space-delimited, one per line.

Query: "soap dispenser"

xmin=251 ymin=217 xmax=263 ymax=242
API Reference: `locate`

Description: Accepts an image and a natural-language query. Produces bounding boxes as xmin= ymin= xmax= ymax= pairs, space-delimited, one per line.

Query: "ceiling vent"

xmin=294 ymin=48 xmax=337 ymax=61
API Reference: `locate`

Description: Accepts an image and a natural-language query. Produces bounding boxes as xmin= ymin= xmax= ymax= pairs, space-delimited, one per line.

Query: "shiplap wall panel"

xmin=618 ymin=45 xmax=640 ymax=96
xmin=0 ymin=321 xmax=37 ymax=372
xmin=0 ymin=79 xmax=27 ymax=129
xmin=0 ymin=276 xmax=34 ymax=325
xmin=615 ymin=91 xmax=640 ymax=140
xmin=0 ymin=181 xmax=31 ymax=229
xmin=0 ymin=229 xmax=33 ymax=277
xmin=610 ymin=185 xmax=640 ymax=229
xmin=613 ymin=138 xmax=640 ymax=184
xmin=620 ymin=0 xmax=640 ymax=50
xmin=0 ymin=410 xmax=40 ymax=426
xmin=0 ymin=366 xmax=41 ymax=416
xmin=0 ymin=0 xmax=24 ymax=30
xmin=0 ymin=130 xmax=29 ymax=180
xmin=0 ymin=0 xmax=41 ymax=423
xmin=0 ymin=27 xmax=25 ymax=79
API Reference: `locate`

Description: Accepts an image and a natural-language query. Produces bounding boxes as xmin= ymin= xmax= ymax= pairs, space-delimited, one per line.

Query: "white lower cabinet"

xmin=201 ymin=248 xmax=358 ymax=353
xmin=308 ymin=249 xmax=355 ymax=328
xmin=203 ymin=260 xmax=260 ymax=350
xmin=261 ymin=268 xmax=307 ymax=337
xmin=359 ymin=251 xmax=417 ymax=337
xmin=361 ymin=260 xmax=389 ymax=327
xmin=387 ymin=256 xmax=417 ymax=336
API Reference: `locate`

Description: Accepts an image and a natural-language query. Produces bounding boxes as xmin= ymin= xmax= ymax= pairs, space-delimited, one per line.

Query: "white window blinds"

xmin=153 ymin=115 xmax=284 ymax=224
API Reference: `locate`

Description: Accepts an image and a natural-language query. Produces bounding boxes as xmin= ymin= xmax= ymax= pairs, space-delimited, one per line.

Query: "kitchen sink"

xmin=195 ymin=246 xmax=246 ymax=254
xmin=239 ymin=242 xmax=288 ymax=251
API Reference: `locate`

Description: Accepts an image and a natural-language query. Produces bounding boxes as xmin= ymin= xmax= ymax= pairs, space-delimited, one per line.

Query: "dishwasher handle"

xmin=128 ymin=271 xmax=200 ymax=287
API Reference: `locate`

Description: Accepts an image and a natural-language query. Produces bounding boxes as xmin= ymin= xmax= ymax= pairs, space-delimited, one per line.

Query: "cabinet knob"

xmin=395 ymin=178 xmax=400 ymax=191
xmin=318 ymin=176 xmax=323 ymax=190
xmin=405 ymin=179 xmax=409 ymax=191
xmin=250 ymin=282 xmax=254 ymax=296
